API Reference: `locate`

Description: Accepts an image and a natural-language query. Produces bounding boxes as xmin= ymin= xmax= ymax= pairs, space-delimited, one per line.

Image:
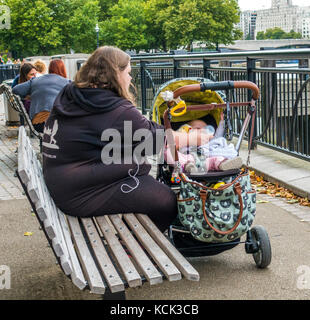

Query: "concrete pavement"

xmin=0 ymin=97 xmax=310 ymax=300
xmin=239 ymin=140 xmax=310 ymax=201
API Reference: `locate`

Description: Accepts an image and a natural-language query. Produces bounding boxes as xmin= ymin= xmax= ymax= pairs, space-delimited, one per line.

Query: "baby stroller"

xmin=150 ymin=77 xmax=272 ymax=269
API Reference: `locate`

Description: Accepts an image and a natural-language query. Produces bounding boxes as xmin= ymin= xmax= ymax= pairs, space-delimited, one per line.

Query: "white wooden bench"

xmin=16 ymin=126 xmax=199 ymax=299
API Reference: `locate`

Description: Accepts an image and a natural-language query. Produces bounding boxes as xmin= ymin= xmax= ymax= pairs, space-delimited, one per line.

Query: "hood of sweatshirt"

xmin=52 ymin=82 xmax=129 ymax=117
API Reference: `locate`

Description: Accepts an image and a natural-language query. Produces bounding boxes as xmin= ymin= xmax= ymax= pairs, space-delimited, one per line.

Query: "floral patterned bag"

xmin=177 ymin=171 xmax=256 ymax=243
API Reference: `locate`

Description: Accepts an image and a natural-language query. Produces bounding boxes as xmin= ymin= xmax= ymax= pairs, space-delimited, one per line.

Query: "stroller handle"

xmin=173 ymin=80 xmax=260 ymax=100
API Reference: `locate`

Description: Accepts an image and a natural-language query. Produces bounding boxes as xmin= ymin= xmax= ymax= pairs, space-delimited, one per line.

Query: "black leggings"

xmin=68 ymin=175 xmax=178 ymax=233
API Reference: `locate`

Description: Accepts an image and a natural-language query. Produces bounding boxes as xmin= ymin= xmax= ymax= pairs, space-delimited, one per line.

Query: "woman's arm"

xmin=12 ymin=79 xmax=32 ymax=98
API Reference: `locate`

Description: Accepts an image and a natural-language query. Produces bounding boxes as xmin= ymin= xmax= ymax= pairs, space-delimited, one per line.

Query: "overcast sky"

xmin=238 ymin=0 xmax=310 ymax=11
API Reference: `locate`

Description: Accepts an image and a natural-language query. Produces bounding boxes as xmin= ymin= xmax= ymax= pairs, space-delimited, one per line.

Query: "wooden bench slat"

xmin=136 ymin=214 xmax=200 ymax=281
xmin=17 ymin=127 xmax=30 ymax=185
xmin=81 ymin=218 xmax=125 ymax=293
xmin=123 ymin=214 xmax=182 ymax=282
xmin=26 ymin=136 xmax=75 ymax=276
xmin=67 ymin=215 xmax=106 ymax=295
xmin=95 ymin=216 xmax=143 ymax=288
xmin=59 ymin=255 xmax=72 ymax=276
xmin=107 ymin=215 xmax=163 ymax=285
xmin=19 ymin=127 xmax=87 ymax=289
xmin=59 ymin=211 xmax=87 ymax=290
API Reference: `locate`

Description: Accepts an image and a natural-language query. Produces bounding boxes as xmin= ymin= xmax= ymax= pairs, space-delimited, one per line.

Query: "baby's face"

xmin=188 ymin=120 xmax=207 ymax=130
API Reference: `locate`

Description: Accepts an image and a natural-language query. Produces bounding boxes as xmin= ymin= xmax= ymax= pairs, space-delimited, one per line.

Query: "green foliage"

xmin=67 ymin=0 xmax=100 ymax=53
xmin=0 ymin=0 xmax=243 ymax=56
xmin=100 ymin=0 xmax=148 ymax=51
xmin=256 ymin=27 xmax=302 ymax=40
xmin=256 ymin=31 xmax=265 ymax=40
xmin=98 ymin=0 xmax=118 ymax=20
xmin=144 ymin=0 xmax=242 ymax=51
xmin=0 ymin=0 xmax=65 ymax=56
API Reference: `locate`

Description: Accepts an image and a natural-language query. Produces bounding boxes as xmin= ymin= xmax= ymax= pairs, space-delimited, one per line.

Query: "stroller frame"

xmin=153 ymin=79 xmax=271 ymax=268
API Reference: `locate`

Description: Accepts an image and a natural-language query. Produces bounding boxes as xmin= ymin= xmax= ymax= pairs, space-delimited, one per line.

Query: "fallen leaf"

xmin=286 ymin=199 xmax=299 ymax=204
xmin=257 ymin=200 xmax=269 ymax=204
xmin=258 ymin=190 xmax=267 ymax=194
xmin=24 ymin=232 xmax=33 ymax=236
xmin=250 ymin=170 xmax=310 ymax=208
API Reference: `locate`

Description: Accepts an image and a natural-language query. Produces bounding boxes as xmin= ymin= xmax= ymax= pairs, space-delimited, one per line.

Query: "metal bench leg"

xmin=102 ymin=289 xmax=126 ymax=300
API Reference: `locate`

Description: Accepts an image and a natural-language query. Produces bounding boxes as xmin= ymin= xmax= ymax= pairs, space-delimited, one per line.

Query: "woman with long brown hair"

xmin=12 ymin=59 xmax=70 ymax=132
xmin=42 ymin=46 xmax=212 ymax=233
xmin=11 ymin=63 xmax=37 ymax=120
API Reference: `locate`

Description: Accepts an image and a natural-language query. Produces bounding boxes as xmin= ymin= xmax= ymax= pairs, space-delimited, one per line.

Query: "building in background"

xmin=237 ymin=11 xmax=257 ymax=40
xmin=302 ymin=13 xmax=310 ymax=39
xmin=237 ymin=0 xmax=310 ymax=40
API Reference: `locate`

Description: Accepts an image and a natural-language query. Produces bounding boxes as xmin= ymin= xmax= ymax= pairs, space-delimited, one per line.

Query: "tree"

xmin=67 ymin=0 xmax=100 ymax=53
xmin=0 ymin=0 xmax=100 ymax=57
xmin=256 ymin=31 xmax=265 ymax=40
xmin=145 ymin=0 xmax=242 ymax=51
xmin=143 ymin=0 xmax=171 ymax=51
xmin=99 ymin=0 xmax=148 ymax=51
xmin=0 ymin=0 xmax=65 ymax=56
xmin=256 ymin=27 xmax=302 ymax=40
xmin=265 ymin=27 xmax=286 ymax=39
xmin=286 ymin=29 xmax=302 ymax=39
xmin=97 ymin=0 xmax=118 ymax=20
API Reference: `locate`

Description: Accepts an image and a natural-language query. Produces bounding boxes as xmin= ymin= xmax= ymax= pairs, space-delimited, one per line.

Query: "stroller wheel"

xmin=250 ymin=225 xmax=272 ymax=269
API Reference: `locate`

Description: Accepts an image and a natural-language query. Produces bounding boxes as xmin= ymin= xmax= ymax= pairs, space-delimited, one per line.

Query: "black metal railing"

xmin=131 ymin=48 xmax=310 ymax=161
xmin=0 ymin=64 xmax=20 ymax=83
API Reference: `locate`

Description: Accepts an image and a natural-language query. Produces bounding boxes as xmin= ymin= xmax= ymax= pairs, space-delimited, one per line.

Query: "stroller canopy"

xmin=151 ymin=78 xmax=226 ymax=128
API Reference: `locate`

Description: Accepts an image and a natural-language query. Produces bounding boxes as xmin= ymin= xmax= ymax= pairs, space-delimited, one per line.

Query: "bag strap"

xmin=199 ymin=183 xmax=244 ymax=235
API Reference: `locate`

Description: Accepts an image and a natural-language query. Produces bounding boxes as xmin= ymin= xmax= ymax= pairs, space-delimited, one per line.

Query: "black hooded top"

xmin=42 ymin=82 xmax=164 ymax=216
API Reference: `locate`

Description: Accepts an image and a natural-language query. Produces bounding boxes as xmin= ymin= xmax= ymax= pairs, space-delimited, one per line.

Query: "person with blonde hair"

xmin=42 ymin=46 xmax=211 ymax=233
xmin=12 ymin=59 xmax=69 ymax=132
xmin=33 ymin=60 xmax=47 ymax=76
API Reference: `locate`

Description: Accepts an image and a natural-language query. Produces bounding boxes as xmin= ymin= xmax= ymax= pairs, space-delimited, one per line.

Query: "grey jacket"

xmin=12 ymin=74 xmax=70 ymax=120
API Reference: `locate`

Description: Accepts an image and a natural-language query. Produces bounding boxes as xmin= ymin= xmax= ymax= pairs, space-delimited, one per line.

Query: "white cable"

xmin=120 ymin=154 xmax=140 ymax=194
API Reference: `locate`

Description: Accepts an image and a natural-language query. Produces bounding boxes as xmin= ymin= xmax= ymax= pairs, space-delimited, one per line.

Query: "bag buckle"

xmin=233 ymin=182 xmax=242 ymax=195
xmin=199 ymin=189 xmax=208 ymax=200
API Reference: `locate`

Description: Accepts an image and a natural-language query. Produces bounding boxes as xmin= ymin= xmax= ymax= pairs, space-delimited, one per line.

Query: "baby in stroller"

xmin=175 ymin=117 xmax=242 ymax=174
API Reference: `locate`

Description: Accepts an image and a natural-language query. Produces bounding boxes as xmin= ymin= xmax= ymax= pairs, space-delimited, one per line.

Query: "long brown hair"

xmin=18 ymin=63 xmax=36 ymax=84
xmin=48 ymin=59 xmax=67 ymax=78
xmin=74 ymin=46 xmax=135 ymax=104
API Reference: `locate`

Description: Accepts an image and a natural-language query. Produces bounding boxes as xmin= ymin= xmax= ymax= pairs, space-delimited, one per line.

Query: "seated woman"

xmin=12 ymin=59 xmax=70 ymax=133
xmin=12 ymin=62 xmax=37 ymax=122
xmin=42 ymin=46 xmax=212 ymax=233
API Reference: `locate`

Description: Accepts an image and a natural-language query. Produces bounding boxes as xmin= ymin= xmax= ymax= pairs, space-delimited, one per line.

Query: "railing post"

xmin=140 ymin=61 xmax=147 ymax=115
xmin=247 ymin=58 xmax=257 ymax=150
xmin=298 ymin=59 xmax=309 ymax=81
xmin=203 ymin=59 xmax=211 ymax=79
xmin=173 ymin=58 xmax=179 ymax=78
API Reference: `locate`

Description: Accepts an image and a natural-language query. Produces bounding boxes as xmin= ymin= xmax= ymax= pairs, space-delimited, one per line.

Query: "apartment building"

xmin=238 ymin=0 xmax=310 ymax=39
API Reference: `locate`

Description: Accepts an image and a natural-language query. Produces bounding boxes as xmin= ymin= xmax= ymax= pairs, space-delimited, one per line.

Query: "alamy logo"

xmin=0 ymin=265 xmax=11 ymax=289
xmin=296 ymin=265 xmax=310 ymax=290
xmin=0 ymin=5 xmax=11 ymax=29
